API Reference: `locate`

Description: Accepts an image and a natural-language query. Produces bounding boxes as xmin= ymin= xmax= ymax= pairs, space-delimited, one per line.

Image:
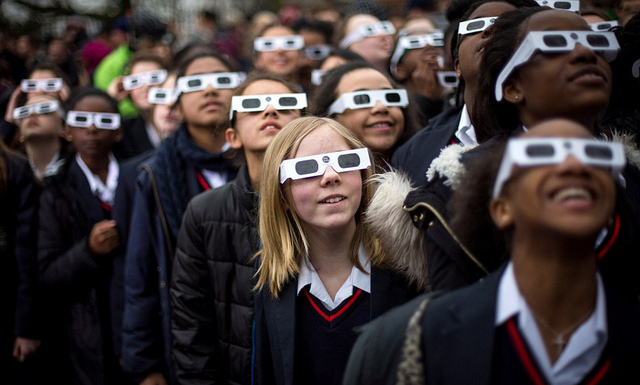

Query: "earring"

xmin=456 ymin=71 xmax=461 ymax=77
xmin=514 ymin=95 xmax=520 ymax=101
xmin=67 ymin=135 xmax=73 ymax=142
xmin=18 ymin=135 xmax=24 ymax=143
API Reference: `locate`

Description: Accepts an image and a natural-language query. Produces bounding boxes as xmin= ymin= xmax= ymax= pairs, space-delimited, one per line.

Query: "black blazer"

xmin=390 ymin=105 xmax=463 ymax=187
xmin=113 ymin=116 xmax=155 ymax=161
xmin=254 ymin=266 xmax=417 ymax=385
xmin=343 ymin=264 xmax=640 ymax=385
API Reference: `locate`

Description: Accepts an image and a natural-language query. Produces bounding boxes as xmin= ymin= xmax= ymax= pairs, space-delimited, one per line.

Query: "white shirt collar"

xmin=75 ymin=153 xmax=120 ymax=205
xmin=496 ymin=262 xmax=607 ymax=385
xmin=297 ymin=244 xmax=371 ymax=311
xmin=29 ymin=152 xmax=64 ymax=181
xmin=455 ymin=104 xmax=477 ymax=146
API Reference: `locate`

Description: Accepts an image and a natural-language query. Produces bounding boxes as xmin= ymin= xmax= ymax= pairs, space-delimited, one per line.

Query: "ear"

xmin=225 ymin=127 xmax=243 ymax=150
xmin=503 ymin=78 xmax=523 ymax=104
xmin=490 ymin=197 xmax=514 ymax=230
xmin=114 ymin=128 xmax=123 ymax=143
xmin=454 ymin=58 xmax=461 ymax=78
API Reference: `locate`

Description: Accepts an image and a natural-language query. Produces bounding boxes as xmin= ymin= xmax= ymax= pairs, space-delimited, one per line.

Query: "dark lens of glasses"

xmin=187 ymin=79 xmax=202 ymax=87
xmin=156 ymin=92 xmax=167 ymax=98
xmin=285 ymin=40 xmax=296 ymax=46
xmin=543 ymin=34 xmax=568 ymax=47
xmin=596 ymin=23 xmax=611 ymax=30
xmin=18 ymin=109 xmax=29 ymax=117
xmin=218 ymin=77 xmax=231 ymax=85
xmin=466 ymin=20 xmax=486 ymax=32
xmin=364 ymin=26 xmax=375 ymax=34
xmin=353 ymin=94 xmax=371 ymax=105
xmin=586 ymin=34 xmax=609 ymax=47
xmin=76 ymin=115 xmax=88 ymax=122
xmin=385 ymin=92 xmax=401 ymax=103
xmin=526 ymin=144 xmax=555 ymax=157
xmin=443 ymin=75 xmax=457 ymax=83
xmin=279 ymin=97 xmax=298 ymax=107
xmin=101 ymin=117 xmax=114 ymax=124
xmin=295 ymin=159 xmax=319 ymax=175
xmin=338 ymin=153 xmax=361 ymax=168
xmin=264 ymin=41 xmax=274 ymax=47
xmin=585 ymin=145 xmax=613 ymax=159
xmin=553 ymin=1 xmax=572 ymax=9
xmin=39 ymin=105 xmax=54 ymax=113
xmin=241 ymin=99 xmax=261 ymax=108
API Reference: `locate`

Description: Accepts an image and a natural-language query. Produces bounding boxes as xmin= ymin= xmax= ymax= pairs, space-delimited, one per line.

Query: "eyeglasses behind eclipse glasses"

xmin=280 ymin=148 xmax=371 ymax=183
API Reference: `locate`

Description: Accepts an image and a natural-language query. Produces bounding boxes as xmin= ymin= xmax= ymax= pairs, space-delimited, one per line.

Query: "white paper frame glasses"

xmin=229 ymin=93 xmax=307 ymax=119
xmin=254 ymin=35 xmax=305 ymax=52
xmin=66 ymin=111 xmax=121 ymax=130
xmin=495 ymin=30 xmax=620 ymax=101
xmin=493 ymin=137 xmax=625 ymax=198
xmin=148 ymin=88 xmax=179 ymax=105
xmin=279 ymin=148 xmax=371 ymax=183
xmin=20 ymin=78 xmax=63 ymax=93
xmin=303 ymin=45 xmax=333 ymax=60
xmin=535 ymin=0 xmax=581 ymax=13
xmin=328 ymin=89 xmax=409 ymax=115
xmin=177 ymin=72 xmax=246 ymax=93
xmin=390 ymin=31 xmax=445 ymax=75
xmin=13 ymin=100 xmax=65 ymax=120
xmin=123 ymin=70 xmax=168 ymax=90
xmin=339 ymin=21 xmax=396 ymax=49
xmin=458 ymin=17 xmax=498 ymax=35
xmin=589 ymin=20 xmax=619 ymax=31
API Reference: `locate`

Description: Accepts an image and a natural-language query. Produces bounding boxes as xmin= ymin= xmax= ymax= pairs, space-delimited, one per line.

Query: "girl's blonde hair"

xmin=255 ymin=116 xmax=388 ymax=298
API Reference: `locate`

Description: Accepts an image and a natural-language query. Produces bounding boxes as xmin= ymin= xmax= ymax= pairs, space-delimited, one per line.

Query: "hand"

xmin=4 ymin=87 xmax=23 ymax=124
xmin=140 ymin=372 xmax=168 ymax=385
xmin=88 ymin=220 xmax=120 ymax=255
xmin=13 ymin=337 xmax=41 ymax=362
xmin=107 ymin=77 xmax=129 ymax=102
xmin=412 ymin=55 xmax=444 ymax=100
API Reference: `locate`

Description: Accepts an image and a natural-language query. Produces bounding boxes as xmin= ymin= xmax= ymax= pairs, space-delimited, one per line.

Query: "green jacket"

xmin=93 ymin=44 xmax=137 ymax=118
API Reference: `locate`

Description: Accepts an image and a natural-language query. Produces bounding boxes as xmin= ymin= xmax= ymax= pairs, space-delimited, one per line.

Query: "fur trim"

xmin=364 ymin=170 xmax=429 ymax=291
xmin=426 ymin=143 xmax=477 ymax=189
xmin=604 ymin=131 xmax=640 ymax=170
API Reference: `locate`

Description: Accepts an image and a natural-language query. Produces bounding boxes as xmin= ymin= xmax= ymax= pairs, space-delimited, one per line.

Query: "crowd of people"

xmin=1 ymin=0 xmax=639 ymax=384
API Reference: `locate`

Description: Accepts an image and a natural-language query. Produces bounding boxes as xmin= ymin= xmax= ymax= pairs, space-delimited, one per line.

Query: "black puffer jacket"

xmin=171 ymin=166 xmax=258 ymax=385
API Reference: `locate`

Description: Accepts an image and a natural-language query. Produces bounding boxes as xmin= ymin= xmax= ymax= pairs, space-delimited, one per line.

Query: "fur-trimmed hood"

xmin=364 ymin=131 xmax=640 ymax=292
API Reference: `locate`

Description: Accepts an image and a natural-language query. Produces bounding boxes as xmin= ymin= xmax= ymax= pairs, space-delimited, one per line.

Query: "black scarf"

xmin=152 ymin=124 xmax=237 ymax=237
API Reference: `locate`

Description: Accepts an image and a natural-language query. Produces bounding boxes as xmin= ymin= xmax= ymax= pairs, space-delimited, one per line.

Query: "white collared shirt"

xmin=454 ymin=104 xmax=477 ymax=146
xmin=29 ymin=152 xmax=64 ymax=181
xmin=75 ymin=153 xmax=120 ymax=206
xmin=297 ymin=244 xmax=371 ymax=311
xmin=496 ymin=262 xmax=607 ymax=385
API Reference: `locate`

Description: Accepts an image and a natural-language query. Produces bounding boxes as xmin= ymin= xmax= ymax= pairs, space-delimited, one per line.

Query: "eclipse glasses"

xmin=21 ymin=78 xmax=63 ymax=93
xmin=229 ymin=93 xmax=307 ymax=119
xmin=66 ymin=111 xmax=121 ymax=130
xmin=493 ymin=137 xmax=625 ymax=198
xmin=280 ymin=148 xmax=371 ymax=183
xmin=495 ymin=30 xmax=619 ymax=101
xmin=328 ymin=89 xmax=409 ymax=114
xmin=123 ymin=70 xmax=168 ymax=90
xmin=340 ymin=21 xmax=396 ymax=49
xmin=254 ymin=35 xmax=304 ymax=52
xmin=13 ymin=100 xmax=65 ymax=120
xmin=177 ymin=72 xmax=246 ymax=93
xmin=390 ymin=31 xmax=444 ymax=75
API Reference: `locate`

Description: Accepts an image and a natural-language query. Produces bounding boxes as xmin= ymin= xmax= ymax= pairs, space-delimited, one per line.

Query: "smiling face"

xmin=334 ymin=68 xmax=404 ymax=156
xmin=504 ymin=10 xmax=613 ymax=128
xmin=491 ymin=119 xmax=616 ymax=241
xmin=287 ymin=124 xmax=363 ymax=235
xmin=178 ymin=56 xmax=233 ymax=130
xmin=456 ymin=2 xmax=517 ymax=92
xmin=253 ymin=26 xmax=302 ymax=79
xmin=227 ymin=79 xmax=301 ymax=155
xmin=18 ymin=94 xmax=64 ymax=141
xmin=65 ymin=95 xmax=122 ymax=161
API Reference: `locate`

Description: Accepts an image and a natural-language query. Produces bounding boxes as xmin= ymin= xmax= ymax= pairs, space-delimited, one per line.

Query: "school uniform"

xmin=254 ymin=249 xmax=417 ymax=385
xmin=38 ymin=153 xmax=138 ymax=385
xmin=342 ymin=263 xmax=640 ymax=385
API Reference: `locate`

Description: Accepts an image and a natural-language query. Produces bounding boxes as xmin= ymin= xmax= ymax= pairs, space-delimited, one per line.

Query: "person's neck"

xmin=245 ymin=150 xmax=264 ymax=192
xmin=306 ymin=221 xmax=357 ymax=299
xmin=520 ymin=111 xmax=598 ymax=133
xmin=463 ymin=86 xmax=475 ymax=117
xmin=186 ymin=123 xmax=227 ymax=153
xmin=511 ymin=232 xmax=598 ymax=343
xmin=25 ymin=136 xmax=61 ymax=175
xmin=79 ymin=152 xmax=111 ymax=183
